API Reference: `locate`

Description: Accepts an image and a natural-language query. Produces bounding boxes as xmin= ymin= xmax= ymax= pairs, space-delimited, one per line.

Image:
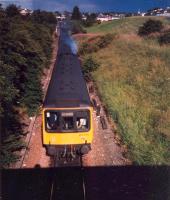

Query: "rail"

xmin=49 ymin=155 xmax=86 ymax=200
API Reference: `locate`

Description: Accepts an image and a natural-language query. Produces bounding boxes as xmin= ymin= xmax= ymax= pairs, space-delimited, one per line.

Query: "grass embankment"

xmin=79 ymin=17 xmax=170 ymax=165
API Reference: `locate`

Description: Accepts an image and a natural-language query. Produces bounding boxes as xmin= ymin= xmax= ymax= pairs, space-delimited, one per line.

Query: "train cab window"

xmin=46 ymin=111 xmax=59 ymax=131
xmin=76 ymin=118 xmax=88 ymax=130
xmin=61 ymin=112 xmax=74 ymax=131
xmin=62 ymin=117 xmax=74 ymax=130
xmin=76 ymin=111 xmax=90 ymax=131
xmin=45 ymin=110 xmax=90 ymax=133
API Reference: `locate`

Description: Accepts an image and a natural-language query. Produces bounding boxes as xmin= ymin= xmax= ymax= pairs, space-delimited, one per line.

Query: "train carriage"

xmin=42 ymin=24 xmax=93 ymax=157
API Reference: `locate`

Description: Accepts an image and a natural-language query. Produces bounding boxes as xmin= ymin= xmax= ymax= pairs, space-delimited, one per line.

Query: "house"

xmin=82 ymin=14 xmax=87 ymax=20
xmin=20 ymin=8 xmax=32 ymax=16
xmin=56 ymin=14 xmax=66 ymax=21
xmin=97 ymin=14 xmax=120 ymax=22
xmin=146 ymin=7 xmax=170 ymax=16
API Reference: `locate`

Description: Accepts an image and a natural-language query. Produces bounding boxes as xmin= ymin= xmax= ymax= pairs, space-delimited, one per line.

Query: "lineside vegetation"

xmin=79 ymin=17 xmax=170 ymax=165
xmin=0 ymin=4 xmax=56 ymax=167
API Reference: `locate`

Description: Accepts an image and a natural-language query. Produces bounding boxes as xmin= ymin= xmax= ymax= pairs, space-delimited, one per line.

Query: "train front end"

xmin=42 ymin=107 xmax=93 ymax=156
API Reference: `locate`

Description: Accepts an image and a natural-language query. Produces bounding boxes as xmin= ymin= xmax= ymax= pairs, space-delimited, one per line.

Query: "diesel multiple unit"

xmin=42 ymin=24 xmax=93 ymax=157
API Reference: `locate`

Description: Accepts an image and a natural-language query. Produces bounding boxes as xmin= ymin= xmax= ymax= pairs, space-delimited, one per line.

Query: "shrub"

xmin=83 ymin=13 xmax=97 ymax=27
xmin=79 ymin=33 xmax=116 ymax=55
xmin=159 ymin=29 xmax=170 ymax=45
xmin=138 ymin=19 xmax=163 ymax=36
xmin=82 ymin=56 xmax=100 ymax=76
xmin=6 ymin=4 xmax=20 ymax=17
xmin=96 ymin=33 xmax=114 ymax=48
xmin=78 ymin=41 xmax=99 ymax=55
xmin=0 ymin=135 xmax=25 ymax=168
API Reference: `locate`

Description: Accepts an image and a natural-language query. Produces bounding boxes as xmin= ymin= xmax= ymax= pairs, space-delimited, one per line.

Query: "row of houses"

xmin=56 ymin=7 xmax=170 ymax=22
xmin=138 ymin=7 xmax=170 ymax=17
xmin=20 ymin=6 xmax=170 ymax=21
xmin=56 ymin=13 xmax=123 ymax=22
xmin=154 ymin=7 xmax=170 ymax=17
xmin=96 ymin=13 xmax=122 ymax=22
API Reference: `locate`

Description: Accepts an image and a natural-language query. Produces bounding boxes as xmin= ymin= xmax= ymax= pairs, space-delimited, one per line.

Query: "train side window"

xmin=46 ymin=112 xmax=59 ymax=131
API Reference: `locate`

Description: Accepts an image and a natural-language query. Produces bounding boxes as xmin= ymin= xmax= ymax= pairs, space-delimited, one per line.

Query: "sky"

xmin=0 ymin=0 xmax=169 ymax=12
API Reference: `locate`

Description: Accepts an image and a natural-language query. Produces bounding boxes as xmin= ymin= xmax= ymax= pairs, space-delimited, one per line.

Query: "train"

xmin=42 ymin=22 xmax=94 ymax=158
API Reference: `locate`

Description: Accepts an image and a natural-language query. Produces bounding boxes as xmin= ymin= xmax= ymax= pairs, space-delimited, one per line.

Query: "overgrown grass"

xmin=79 ymin=17 xmax=170 ymax=165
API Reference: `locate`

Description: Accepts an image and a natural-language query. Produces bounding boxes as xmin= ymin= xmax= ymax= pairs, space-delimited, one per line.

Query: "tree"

xmin=83 ymin=13 xmax=97 ymax=27
xmin=71 ymin=6 xmax=82 ymax=20
xmin=31 ymin=10 xmax=56 ymax=25
xmin=138 ymin=19 xmax=163 ymax=36
xmin=0 ymin=7 xmax=56 ymax=167
xmin=55 ymin=11 xmax=61 ymax=16
xmin=6 ymin=4 xmax=20 ymax=17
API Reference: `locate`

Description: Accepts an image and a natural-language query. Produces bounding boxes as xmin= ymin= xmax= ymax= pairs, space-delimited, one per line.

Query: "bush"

xmin=159 ymin=29 xmax=170 ymax=45
xmin=82 ymin=13 xmax=97 ymax=27
xmin=96 ymin=33 xmax=114 ymax=48
xmin=78 ymin=41 xmax=99 ymax=55
xmin=79 ymin=33 xmax=116 ymax=55
xmin=6 ymin=4 xmax=20 ymax=17
xmin=138 ymin=19 xmax=163 ymax=36
xmin=82 ymin=56 xmax=100 ymax=76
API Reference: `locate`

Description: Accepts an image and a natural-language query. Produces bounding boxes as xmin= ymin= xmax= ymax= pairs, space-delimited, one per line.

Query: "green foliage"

xmin=71 ymin=20 xmax=86 ymax=34
xmin=0 ymin=134 xmax=25 ymax=168
xmin=79 ymin=33 xmax=116 ymax=55
xmin=82 ymin=56 xmax=99 ymax=76
xmin=31 ymin=10 xmax=56 ymax=28
xmin=96 ymin=33 xmax=114 ymax=48
xmin=77 ymin=17 xmax=170 ymax=165
xmin=138 ymin=19 xmax=163 ymax=36
xmin=71 ymin=6 xmax=82 ymax=20
xmin=0 ymin=6 xmax=55 ymax=167
xmin=159 ymin=29 xmax=170 ymax=45
xmin=83 ymin=13 xmax=97 ymax=27
xmin=6 ymin=4 xmax=20 ymax=17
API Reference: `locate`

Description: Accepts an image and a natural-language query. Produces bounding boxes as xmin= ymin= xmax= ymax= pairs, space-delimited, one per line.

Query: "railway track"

xmin=18 ymin=115 xmax=39 ymax=168
xmin=51 ymin=154 xmax=82 ymax=167
xmin=49 ymin=155 xmax=86 ymax=200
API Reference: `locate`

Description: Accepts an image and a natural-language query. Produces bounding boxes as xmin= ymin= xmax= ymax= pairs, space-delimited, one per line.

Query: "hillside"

xmin=86 ymin=16 xmax=170 ymax=34
xmin=78 ymin=17 xmax=170 ymax=165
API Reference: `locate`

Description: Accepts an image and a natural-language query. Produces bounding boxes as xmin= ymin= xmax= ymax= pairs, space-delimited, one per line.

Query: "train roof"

xmin=43 ymin=27 xmax=91 ymax=108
